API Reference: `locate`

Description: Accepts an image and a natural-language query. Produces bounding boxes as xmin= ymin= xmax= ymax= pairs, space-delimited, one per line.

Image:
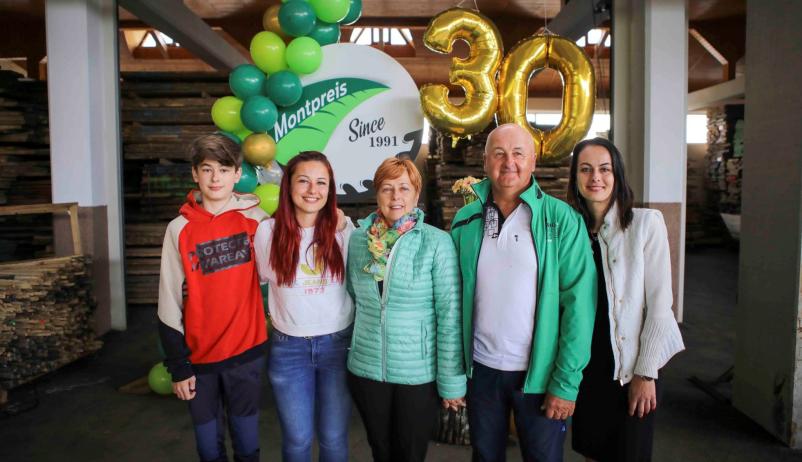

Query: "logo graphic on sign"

xmin=272 ymin=43 xmax=423 ymax=202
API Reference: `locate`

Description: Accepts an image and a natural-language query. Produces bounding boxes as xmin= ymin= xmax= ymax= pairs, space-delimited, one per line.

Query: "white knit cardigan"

xmin=596 ymin=204 xmax=685 ymax=384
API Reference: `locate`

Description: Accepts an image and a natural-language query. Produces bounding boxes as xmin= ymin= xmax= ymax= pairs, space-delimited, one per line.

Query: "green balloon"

xmin=278 ymin=1 xmax=316 ymax=37
xmin=308 ymin=20 xmax=340 ymax=46
xmin=211 ymin=96 xmax=244 ymax=132
xmin=250 ymin=31 xmax=287 ymax=74
xmin=265 ymin=70 xmax=303 ymax=107
xmin=218 ymin=130 xmax=241 ymax=144
xmin=235 ymin=161 xmax=259 ymax=193
xmin=286 ymin=37 xmax=323 ymax=75
xmin=241 ymin=96 xmax=278 ymax=133
xmin=234 ymin=127 xmax=253 ymax=142
xmin=341 ymin=0 xmax=362 ymax=25
xmin=229 ymin=64 xmax=266 ymax=99
xmin=254 ymin=183 xmax=281 ymax=215
xmin=309 ymin=0 xmax=349 ymax=23
xmin=148 ymin=362 xmax=173 ymax=395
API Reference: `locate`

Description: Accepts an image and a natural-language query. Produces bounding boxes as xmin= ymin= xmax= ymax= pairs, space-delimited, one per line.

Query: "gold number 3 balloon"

xmin=420 ymin=8 xmax=503 ymax=141
xmin=498 ymin=34 xmax=595 ymax=162
xmin=419 ymin=8 xmax=595 ymax=161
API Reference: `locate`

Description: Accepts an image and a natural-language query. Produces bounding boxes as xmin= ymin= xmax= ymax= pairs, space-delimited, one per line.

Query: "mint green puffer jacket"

xmin=346 ymin=210 xmax=467 ymax=399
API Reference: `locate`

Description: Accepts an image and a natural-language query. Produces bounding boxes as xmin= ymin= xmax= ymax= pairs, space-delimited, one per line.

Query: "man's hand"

xmin=173 ymin=376 xmax=196 ymax=401
xmin=336 ymin=208 xmax=347 ymax=232
xmin=541 ymin=393 xmax=575 ymax=420
xmin=442 ymin=397 xmax=466 ymax=412
xmin=628 ymin=376 xmax=657 ymax=418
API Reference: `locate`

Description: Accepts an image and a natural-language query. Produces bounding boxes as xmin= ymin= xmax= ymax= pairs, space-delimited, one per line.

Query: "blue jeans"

xmin=188 ymin=356 xmax=263 ymax=462
xmin=268 ymin=325 xmax=353 ymax=462
xmin=467 ymin=362 xmax=566 ymax=462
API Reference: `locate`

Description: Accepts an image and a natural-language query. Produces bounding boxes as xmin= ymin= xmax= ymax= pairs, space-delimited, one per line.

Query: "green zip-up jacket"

xmin=346 ymin=210 xmax=467 ymax=399
xmin=450 ymin=177 xmax=596 ymax=401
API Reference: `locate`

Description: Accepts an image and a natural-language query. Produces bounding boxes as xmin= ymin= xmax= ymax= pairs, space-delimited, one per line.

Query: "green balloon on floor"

xmin=148 ymin=362 xmax=173 ymax=395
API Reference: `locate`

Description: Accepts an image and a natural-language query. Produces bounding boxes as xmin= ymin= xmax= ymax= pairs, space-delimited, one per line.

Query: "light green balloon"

xmin=148 ymin=362 xmax=173 ymax=395
xmin=309 ymin=0 xmax=350 ymax=23
xmin=250 ymin=31 xmax=288 ymax=74
xmin=211 ymin=96 xmax=244 ymax=132
xmin=254 ymin=183 xmax=281 ymax=215
xmin=286 ymin=37 xmax=323 ymax=75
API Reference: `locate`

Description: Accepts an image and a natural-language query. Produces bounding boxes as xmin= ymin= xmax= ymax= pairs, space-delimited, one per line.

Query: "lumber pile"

xmin=425 ymin=125 xmax=572 ymax=229
xmin=0 ymin=256 xmax=101 ymax=389
xmin=0 ymin=71 xmax=53 ymax=261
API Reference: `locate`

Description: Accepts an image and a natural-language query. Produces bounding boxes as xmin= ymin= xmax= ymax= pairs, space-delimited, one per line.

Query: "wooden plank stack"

xmin=425 ymin=125 xmax=572 ymax=229
xmin=0 ymin=71 xmax=54 ymax=262
xmin=0 ymin=256 xmax=102 ymax=389
xmin=120 ymin=73 xmax=229 ymax=305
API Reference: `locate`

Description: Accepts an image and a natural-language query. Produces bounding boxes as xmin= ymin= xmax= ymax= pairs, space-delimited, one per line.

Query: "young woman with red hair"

xmin=254 ymin=151 xmax=354 ymax=462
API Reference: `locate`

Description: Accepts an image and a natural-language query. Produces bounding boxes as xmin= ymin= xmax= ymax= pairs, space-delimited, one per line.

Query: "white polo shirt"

xmin=473 ymin=202 xmax=538 ymax=371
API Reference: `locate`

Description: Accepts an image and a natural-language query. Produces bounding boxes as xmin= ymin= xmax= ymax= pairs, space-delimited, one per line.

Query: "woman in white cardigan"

xmin=567 ymin=138 xmax=685 ymax=462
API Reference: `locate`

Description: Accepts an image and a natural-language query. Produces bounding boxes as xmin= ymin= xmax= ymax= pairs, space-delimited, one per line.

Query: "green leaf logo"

xmin=273 ymin=78 xmax=389 ymax=165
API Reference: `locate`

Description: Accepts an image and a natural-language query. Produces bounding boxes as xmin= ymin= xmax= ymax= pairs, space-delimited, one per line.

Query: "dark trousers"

xmin=347 ymin=372 xmax=439 ymax=462
xmin=467 ymin=362 xmax=566 ymax=462
xmin=187 ymin=356 xmax=263 ymax=462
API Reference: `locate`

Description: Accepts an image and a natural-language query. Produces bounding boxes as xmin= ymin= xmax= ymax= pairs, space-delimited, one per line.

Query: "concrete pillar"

xmin=733 ymin=0 xmax=802 ymax=447
xmin=45 ymin=0 xmax=126 ymax=332
xmin=612 ymin=0 xmax=687 ymax=320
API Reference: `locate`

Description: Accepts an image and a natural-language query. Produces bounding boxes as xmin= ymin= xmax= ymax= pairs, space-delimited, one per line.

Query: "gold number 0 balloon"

xmin=420 ymin=8 xmax=503 ymax=140
xmin=498 ymin=35 xmax=595 ymax=162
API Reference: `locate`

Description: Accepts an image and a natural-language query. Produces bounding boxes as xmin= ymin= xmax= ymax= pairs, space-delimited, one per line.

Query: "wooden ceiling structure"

xmin=0 ymin=0 xmax=745 ymax=100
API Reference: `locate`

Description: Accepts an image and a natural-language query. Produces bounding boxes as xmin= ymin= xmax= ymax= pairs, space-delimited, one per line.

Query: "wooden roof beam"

xmin=118 ymin=0 xmax=247 ymax=71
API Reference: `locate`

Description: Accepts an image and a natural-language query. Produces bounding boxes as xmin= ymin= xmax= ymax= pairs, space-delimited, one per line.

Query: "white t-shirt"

xmin=254 ymin=218 xmax=355 ymax=337
xmin=473 ymin=203 xmax=538 ymax=371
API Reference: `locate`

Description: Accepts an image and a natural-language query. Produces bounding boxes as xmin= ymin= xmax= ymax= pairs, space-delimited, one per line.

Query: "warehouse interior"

xmin=1 ymin=0 xmax=801 ymax=460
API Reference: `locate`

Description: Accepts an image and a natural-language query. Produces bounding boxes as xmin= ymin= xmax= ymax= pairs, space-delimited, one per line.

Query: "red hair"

xmin=269 ymin=151 xmax=344 ymax=286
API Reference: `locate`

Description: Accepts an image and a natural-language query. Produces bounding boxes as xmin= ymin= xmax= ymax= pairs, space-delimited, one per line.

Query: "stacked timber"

xmin=121 ymin=73 xmax=227 ymax=304
xmin=0 ymin=256 xmax=101 ymax=389
xmin=425 ymin=125 xmax=572 ymax=229
xmin=0 ymin=71 xmax=53 ymax=261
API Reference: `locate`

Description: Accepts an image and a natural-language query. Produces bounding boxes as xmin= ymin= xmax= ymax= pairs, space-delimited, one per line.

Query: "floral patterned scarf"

xmin=363 ymin=209 xmax=419 ymax=281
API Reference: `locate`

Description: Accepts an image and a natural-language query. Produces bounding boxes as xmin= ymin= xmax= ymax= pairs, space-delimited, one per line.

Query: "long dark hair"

xmin=567 ymin=137 xmax=634 ymax=232
xmin=269 ymin=151 xmax=344 ymax=286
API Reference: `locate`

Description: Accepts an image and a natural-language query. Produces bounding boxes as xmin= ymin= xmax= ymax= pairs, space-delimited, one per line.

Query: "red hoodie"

xmin=157 ymin=191 xmax=268 ymax=381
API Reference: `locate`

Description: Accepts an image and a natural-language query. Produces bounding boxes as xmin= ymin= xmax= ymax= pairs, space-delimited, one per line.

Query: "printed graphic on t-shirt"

xmin=189 ymin=232 xmax=252 ymax=275
xmin=297 ymin=244 xmax=332 ymax=296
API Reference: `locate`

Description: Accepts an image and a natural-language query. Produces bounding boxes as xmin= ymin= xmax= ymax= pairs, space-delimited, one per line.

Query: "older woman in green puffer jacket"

xmin=345 ymin=157 xmax=466 ymax=462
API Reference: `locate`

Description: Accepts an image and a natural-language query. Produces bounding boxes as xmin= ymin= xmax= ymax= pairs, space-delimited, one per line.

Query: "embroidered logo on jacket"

xmin=189 ymin=232 xmax=252 ymax=274
xmin=546 ymin=222 xmax=560 ymax=241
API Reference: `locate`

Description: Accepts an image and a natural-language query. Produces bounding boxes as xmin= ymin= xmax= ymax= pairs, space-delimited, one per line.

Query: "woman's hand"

xmin=442 ymin=397 xmax=466 ymax=412
xmin=336 ymin=208 xmax=347 ymax=231
xmin=628 ymin=376 xmax=657 ymax=418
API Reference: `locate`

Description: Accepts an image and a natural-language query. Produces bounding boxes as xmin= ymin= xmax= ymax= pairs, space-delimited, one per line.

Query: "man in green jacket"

xmin=450 ymin=123 xmax=596 ymax=462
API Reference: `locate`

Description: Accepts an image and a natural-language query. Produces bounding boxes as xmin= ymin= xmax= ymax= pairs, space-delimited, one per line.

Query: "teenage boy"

xmin=158 ymin=133 xmax=268 ymax=462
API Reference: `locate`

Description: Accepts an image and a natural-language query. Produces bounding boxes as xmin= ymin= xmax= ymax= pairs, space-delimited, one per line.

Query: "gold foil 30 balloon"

xmin=420 ymin=8 xmax=503 ymax=140
xmin=498 ymin=34 xmax=595 ymax=162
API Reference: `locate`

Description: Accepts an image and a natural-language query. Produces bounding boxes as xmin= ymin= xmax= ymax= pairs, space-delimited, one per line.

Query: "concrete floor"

xmin=2 ymin=247 xmax=802 ymax=461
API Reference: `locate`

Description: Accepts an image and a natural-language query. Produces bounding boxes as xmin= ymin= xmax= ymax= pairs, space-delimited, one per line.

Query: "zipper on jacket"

xmin=522 ymin=221 xmax=541 ymax=391
xmin=599 ymin=235 xmax=625 ymax=382
xmin=378 ymin=233 xmax=407 ymax=382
